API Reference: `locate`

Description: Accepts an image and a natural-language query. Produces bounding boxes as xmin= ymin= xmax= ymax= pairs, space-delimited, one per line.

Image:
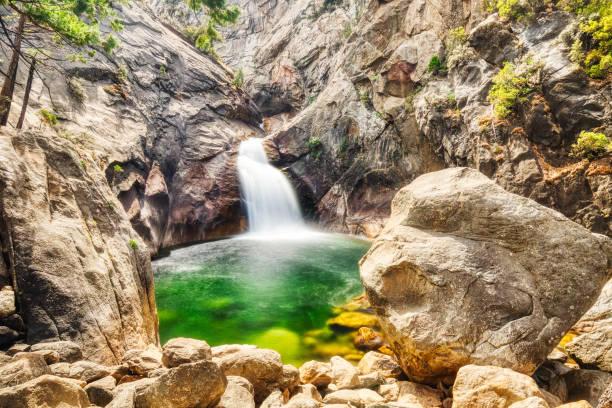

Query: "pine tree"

xmin=0 ymin=0 xmax=124 ymax=126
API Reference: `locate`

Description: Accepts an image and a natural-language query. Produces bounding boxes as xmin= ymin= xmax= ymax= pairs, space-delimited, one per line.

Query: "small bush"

xmin=428 ymin=56 xmax=447 ymax=75
xmin=117 ymin=61 xmax=128 ymax=83
xmin=570 ymin=130 xmax=611 ymax=160
xmin=487 ymin=59 xmax=540 ymax=118
xmin=38 ymin=109 xmax=57 ymax=126
xmin=68 ymin=78 xmax=87 ymax=103
xmin=113 ymin=164 xmax=124 ymax=173
xmin=447 ymin=26 xmax=475 ymax=68
xmin=307 ymin=136 xmax=322 ymax=150
xmin=495 ymin=0 xmax=538 ymax=21
xmin=231 ymin=68 xmax=244 ymax=88
xmin=129 ymin=239 xmax=139 ymax=250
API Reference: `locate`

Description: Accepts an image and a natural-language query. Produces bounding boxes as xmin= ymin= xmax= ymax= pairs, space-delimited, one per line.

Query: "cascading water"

xmin=237 ymin=138 xmax=305 ymax=233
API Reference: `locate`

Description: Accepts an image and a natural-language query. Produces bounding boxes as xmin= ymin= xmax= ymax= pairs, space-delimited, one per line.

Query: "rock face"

xmin=360 ymin=168 xmax=612 ymax=384
xmin=0 ymin=129 xmax=159 ymax=364
xmin=3 ymin=2 xmax=261 ymax=255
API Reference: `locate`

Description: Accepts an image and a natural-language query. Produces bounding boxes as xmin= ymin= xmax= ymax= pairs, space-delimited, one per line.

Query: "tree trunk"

xmin=0 ymin=14 xmax=26 ymax=126
xmin=16 ymin=58 xmax=35 ymax=130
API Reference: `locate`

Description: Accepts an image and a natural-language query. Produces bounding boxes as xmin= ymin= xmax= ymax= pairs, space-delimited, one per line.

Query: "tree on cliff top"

xmin=0 ymin=0 xmax=123 ymax=126
xmin=184 ymin=0 xmax=240 ymax=56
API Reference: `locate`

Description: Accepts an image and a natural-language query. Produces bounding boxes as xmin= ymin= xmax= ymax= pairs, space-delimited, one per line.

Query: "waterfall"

xmin=237 ymin=138 xmax=305 ymax=233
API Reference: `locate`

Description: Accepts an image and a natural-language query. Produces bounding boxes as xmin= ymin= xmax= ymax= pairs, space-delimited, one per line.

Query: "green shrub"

xmin=68 ymin=78 xmax=87 ymax=103
xmin=447 ymin=26 xmax=475 ymax=68
xmin=38 ymin=109 xmax=57 ymax=126
xmin=570 ymin=130 xmax=611 ymax=160
xmin=428 ymin=56 xmax=447 ymax=75
xmin=117 ymin=60 xmax=128 ymax=83
xmin=561 ymin=0 xmax=611 ymax=78
xmin=113 ymin=164 xmax=124 ymax=173
xmin=129 ymin=239 xmax=139 ymax=250
xmin=231 ymin=68 xmax=244 ymax=88
xmin=495 ymin=0 xmax=538 ymax=21
xmin=487 ymin=59 xmax=540 ymax=118
xmin=307 ymin=136 xmax=322 ymax=150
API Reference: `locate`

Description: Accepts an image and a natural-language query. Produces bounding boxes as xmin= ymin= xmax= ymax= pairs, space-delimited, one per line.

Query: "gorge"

xmin=0 ymin=0 xmax=611 ymax=406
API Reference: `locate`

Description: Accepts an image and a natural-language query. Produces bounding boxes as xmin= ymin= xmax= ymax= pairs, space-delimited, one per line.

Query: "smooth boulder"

xmin=0 ymin=374 xmax=89 ymax=408
xmin=0 ymin=354 xmax=50 ymax=388
xmin=161 ymin=337 xmax=212 ymax=367
xmin=360 ymin=168 xmax=612 ymax=384
xmin=216 ymin=376 xmax=255 ymax=408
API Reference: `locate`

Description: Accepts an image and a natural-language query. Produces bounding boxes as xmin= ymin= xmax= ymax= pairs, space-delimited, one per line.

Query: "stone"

xmin=279 ymin=364 xmax=300 ymax=392
xmin=323 ymin=389 xmax=384 ymax=408
xmin=31 ymin=341 xmax=83 ymax=363
xmin=6 ymin=343 xmax=30 ymax=356
xmin=107 ymin=377 xmax=155 ymax=408
xmin=557 ymin=402 xmax=592 ymax=408
xmin=161 ymin=337 xmax=212 ymax=367
xmin=0 ymin=290 xmax=15 ymax=319
xmin=0 ymin=130 xmax=160 ymax=365
xmin=566 ymin=280 xmax=612 ymax=372
xmin=285 ymin=395 xmax=320 ymax=408
xmin=0 ymin=374 xmax=89 ymax=408
xmin=49 ymin=362 xmax=71 ymax=377
xmin=451 ymin=365 xmax=547 ymax=408
xmin=67 ymin=360 xmax=112 ymax=383
xmin=394 ymin=381 xmax=444 ymax=407
xmin=85 ymin=375 xmax=116 ymax=407
xmin=540 ymin=388 xmax=563 ymax=408
xmin=14 ymin=350 xmax=60 ymax=365
xmin=360 ymin=168 xmax=612 ymax=384
xmin=0 ymin=326 xmax=19 ymax=348
xmin=0 ymin=353 xmax=50 ymax=388
xmin=293 ymin=384 xmax=323 ymax=402
xmin=328 ymin=312 xmax=378 ymax=330
xmin=358 ymin=352 xmax=403 ymax=379
xmin=2 ymin=314 xmax=25 ymax=332
xmin=259 ymin=390 xmax=284 ymax=408
xmin=359 ymin=371 xmax=386 ymax=389
xmin=216 ymin=375 xmax=255 ymax=408
xmin=355 ymin=328 xmax=385 ymax=351
xmin=123 ymin=348 xmax=163 ymax=376
xmin=331 ymin=356 xmax=360 ymax=389
xmin=215 ymin=347 xmax=282 ymax=402
xmin=134 ymin=360 xmax=227 ymax=408
xmin=509 ymin=396 xmax=551 ymax=408
xmin=563 ymin=369 xmax=612 ymax=407
xmin=597 ymin=382 xmax=612 ymax=408
xmin=299 ymin=360 xmax=333 ymax=388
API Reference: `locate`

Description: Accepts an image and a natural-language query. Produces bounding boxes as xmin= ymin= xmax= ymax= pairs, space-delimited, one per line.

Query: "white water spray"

xmin=237 ymin=138 xmax=305 ymax=234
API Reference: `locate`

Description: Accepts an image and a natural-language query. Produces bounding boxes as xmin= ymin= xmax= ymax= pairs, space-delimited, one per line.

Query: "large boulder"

xmin=216 ymin=376 xmax=255 ymax=408
xmin=451 ymin=365 xmax=548 ymax=408
xmin=0 ymin=374 xmax=89 ymax=408
xmin=134 ymin=360 xmax=227 ymax=408
xmin=360 ymin=168 xmax=612 ymax=384
xmin=161 ymin=337 xmax=211 ymax=367
xmin=0 ymin=130 xmax=159 ymax=365
xmin=0 ymin=354 xmax=50 ymax=388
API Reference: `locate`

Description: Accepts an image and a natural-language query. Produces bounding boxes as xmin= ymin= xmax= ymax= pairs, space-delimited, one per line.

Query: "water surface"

xmin=153 ymin=232 xmax=371 ymax=365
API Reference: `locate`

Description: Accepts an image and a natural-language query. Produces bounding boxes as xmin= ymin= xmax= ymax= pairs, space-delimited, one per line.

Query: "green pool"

xmin=152 ymin=232 xmax=371 ymax=366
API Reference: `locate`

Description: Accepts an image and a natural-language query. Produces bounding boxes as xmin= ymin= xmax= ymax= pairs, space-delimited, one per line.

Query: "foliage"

xmin=495 ymin=0 xmax=538 ymax=21
xmin=447 ymin=26 xmax=475 ymax=68
xmin=428 ymin=55 xmax=447 ymax=75
xmin=487 ymin=59 xmax=540 ymax=118
xmin=67 ymin=78 xmax=87 ymax=103
xmin=570 ymin=130 xmax=611 ymax=159
xmin=561 ymin=0 xmax=611 ymax=78
xmin=38 ymin=109 xmax=57 ymax=125
xmin=185 ymin=0 xmax=240 ymax=56
xmin=113 ymin=164 xmax=124 ymax=173
xmin=129 ymin=239 xmax=139 ymax=250
xmin=308 ymin=96 xmax=317 ymax=105
xmin=231 ymin=67 xmax=244 ymax=87
xmin=307 ymin=136 xmax=322 ymax=150
xmin=117 ymin=60 xmax=128 ymax=84
xmin=80 ymin=159 xmax=87 ymax=170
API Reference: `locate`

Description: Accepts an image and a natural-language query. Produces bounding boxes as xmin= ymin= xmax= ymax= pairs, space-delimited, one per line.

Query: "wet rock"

xmin=323 ymin=389 xmax=384 ymax=408
xmin=123 ymin=348 xmax=163 ymax=376
xmin=0 ymin=290 xmax=15 ymax=319
xmin=299 ymin=360 xmax=333 ymax=388
xmin=85 ymin=375 xmax=116 ymax=407
xmin=134 ymin=360 xmax=226 ymax=408
xmin=216 ymin=375 xmax=255 ymax=408
xmin=31 ymin=341 xmax=83 ymax=363
xmin=161 ymin=337 xmax=211 ymax=367
xmin=214 ymin=347 xmax=282 ymax=403
xmin=451 ymin=365 xmax=548 ymax=408
xmin=360 ymin=168 xmax=612 ymax=384
xmin=331 ymin=356 xmax=360 ymax=389
xmin=0 ymin=375 xmax=89 ymax=408
xmin=358 ymin=352 xmax=402 ymax=379
xmin=0 ymin=353 xmax=50 ymax=388
xmin=563 ymin=369 xmax=612 ymax=407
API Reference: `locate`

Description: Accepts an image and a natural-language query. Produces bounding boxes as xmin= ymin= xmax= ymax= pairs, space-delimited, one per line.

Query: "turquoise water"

xmin=152 ymin=232 xmax=371 ymax=365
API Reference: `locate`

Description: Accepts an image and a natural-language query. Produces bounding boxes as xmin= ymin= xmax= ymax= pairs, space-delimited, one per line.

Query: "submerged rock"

xmin=360 ymin=168 xmax=612 ymax=384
